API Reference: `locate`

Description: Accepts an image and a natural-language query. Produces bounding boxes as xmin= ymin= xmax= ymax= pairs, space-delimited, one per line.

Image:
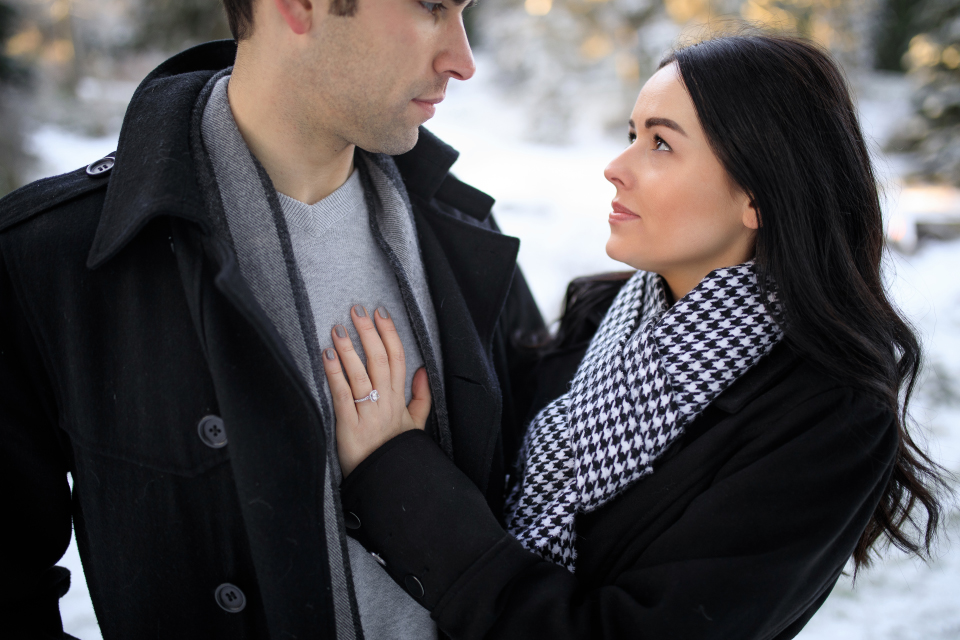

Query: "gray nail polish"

xmin=377 ymin=307 xmax=390 ymax=320
xmin=324 ymin=348 xmax=336 ymax=360
xmin=335 ymin=325 xmax=346 ymax=338
xmin=353 ymin=305 xmax=366 ymax=317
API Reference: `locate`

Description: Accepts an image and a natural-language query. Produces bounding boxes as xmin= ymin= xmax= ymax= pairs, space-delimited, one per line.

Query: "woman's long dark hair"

xmin=657 ymin=34 xmax=947 ymax=571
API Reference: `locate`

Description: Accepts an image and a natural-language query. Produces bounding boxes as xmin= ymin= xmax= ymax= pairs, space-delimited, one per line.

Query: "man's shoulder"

xmin=0 ymin=157 xmax=114 ymax=237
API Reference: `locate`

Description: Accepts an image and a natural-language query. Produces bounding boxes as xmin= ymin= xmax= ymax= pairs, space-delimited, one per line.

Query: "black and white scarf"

xmin=504 ymin=262 xmax=783 ymax=571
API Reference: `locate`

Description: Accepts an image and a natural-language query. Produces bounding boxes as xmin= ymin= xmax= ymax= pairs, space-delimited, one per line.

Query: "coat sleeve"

xmin=340 ymin=388 xmax=897 ymax=640
xmin=0 ymin=259 xmax=74 ymax=637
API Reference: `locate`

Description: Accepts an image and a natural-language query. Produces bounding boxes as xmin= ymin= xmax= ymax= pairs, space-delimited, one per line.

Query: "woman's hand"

xmin=322 ymin=305 xmax=432 ymax=477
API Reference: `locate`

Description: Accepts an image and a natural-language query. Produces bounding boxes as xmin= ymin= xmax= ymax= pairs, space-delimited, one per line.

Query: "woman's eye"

xmin=420 ymin=1 xmax=443 ymax=15
xmin=653 ymin=134 xmax=671 ymax=151
xmin=628 ymin=131 xmax=637 ymax=144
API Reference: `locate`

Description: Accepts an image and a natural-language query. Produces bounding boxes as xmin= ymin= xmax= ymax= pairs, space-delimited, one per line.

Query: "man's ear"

xmin=273 ymin=0 xmax=314 ymax=35
xmin=742 ymin=197 xmax=760 ymax=230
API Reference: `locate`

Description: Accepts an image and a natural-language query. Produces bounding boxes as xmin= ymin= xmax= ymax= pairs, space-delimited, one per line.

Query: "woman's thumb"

xmin=407 ymin=367 xmax=432 ymax=429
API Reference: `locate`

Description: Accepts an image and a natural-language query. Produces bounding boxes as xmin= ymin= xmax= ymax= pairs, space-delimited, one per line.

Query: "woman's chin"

xmin=605 ymin=238 xmax=646 ymax=271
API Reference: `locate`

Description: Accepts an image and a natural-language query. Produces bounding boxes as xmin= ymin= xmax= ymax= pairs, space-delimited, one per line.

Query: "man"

xmin=0 ymin=0 xmax=543 ymax=637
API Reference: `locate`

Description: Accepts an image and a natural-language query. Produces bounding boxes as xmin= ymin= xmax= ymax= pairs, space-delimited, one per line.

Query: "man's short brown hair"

xmin=222 ymin=0 xmax=358 ymax=41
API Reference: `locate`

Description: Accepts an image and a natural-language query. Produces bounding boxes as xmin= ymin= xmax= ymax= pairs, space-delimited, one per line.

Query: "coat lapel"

xmin=413 ymin=202 xmax=519 ymax=495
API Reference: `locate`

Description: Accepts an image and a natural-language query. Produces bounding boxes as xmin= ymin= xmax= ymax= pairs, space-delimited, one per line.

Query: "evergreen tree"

xmin=874 ymin=0 xmax=923 ymax=71
xmin=891 ymin=0 xmax=960 ymax=184
xmin=475 ymin=0 xmax=664 ymax=143
xmin=0 ymin=1 xmax=31 ymax=197
xmin=131 ymin=0 xmax=231 ymax=52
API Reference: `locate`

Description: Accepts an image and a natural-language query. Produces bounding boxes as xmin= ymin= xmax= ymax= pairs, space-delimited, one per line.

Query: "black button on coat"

xmin=0 ymin=40 xmax=544 ymax=639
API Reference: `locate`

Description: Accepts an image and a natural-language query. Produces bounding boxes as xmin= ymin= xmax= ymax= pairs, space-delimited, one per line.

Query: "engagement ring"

xmin=354 ymin=390 xmax=380 ymax=404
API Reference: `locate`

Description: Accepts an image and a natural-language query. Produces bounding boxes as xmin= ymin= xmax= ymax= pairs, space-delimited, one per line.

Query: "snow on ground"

xmin=28 ymin=57 xmax=960 ymax=639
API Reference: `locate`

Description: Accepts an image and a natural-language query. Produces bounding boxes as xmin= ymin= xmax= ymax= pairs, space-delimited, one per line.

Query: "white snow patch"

xmin=25 ymin=126 xmax=119 ymax=185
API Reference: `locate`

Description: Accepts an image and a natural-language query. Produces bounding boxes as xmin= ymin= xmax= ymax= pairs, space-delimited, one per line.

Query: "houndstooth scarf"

xmin=504 ymin=261 xmax=783 ymax=571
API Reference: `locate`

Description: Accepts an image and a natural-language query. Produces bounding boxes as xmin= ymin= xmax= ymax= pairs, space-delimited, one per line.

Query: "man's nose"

xmin=435 ymin=17 xmax=476 ymax=81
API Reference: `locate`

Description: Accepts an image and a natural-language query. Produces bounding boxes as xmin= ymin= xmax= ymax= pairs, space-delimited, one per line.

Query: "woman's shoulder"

xmin=710 ymin=341 xmax=898 ymax=450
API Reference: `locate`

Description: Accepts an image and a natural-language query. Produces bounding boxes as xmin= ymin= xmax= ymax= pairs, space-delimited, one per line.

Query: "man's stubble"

xmin=292 ymin=20 xmax=446 ymax=156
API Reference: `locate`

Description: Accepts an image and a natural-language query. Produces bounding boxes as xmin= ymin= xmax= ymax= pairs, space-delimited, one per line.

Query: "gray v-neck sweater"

xmin=275 ymin=172 xmax=426 ymax=407
xmin=201 ymin=74 xmax=438 ymax=640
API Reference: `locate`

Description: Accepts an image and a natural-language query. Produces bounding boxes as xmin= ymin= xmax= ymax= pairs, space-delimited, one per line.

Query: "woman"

xmin=321 ymin=35 xmax=946 ymax=638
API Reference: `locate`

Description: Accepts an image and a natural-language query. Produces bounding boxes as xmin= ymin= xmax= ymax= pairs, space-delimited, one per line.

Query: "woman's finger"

xmin=321 ymin=347 xmax=359 ymax=427
xmin=373 ymin=307 xmax=406 ymax=394
xmin=331 ymin=323 xmax=373 ymax=402
xmin=407 ymin=367 xmax=432 ymax=429
xmin=350 ymin=305 xmax=392 ymax=393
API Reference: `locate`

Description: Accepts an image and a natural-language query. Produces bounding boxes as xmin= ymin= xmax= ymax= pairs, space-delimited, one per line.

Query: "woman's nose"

xmin=604 ymin=150 xmax=633 ymax=190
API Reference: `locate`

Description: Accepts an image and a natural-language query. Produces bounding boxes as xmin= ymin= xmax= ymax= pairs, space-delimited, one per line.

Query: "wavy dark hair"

xmin=655 ymin=34 xmax=948 ymax=571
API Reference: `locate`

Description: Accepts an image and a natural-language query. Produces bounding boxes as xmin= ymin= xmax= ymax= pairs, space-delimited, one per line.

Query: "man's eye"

xmin=654 ymin=134 xmax=671 ymax=151
xmin=420 ymin=1 xmax=444 ymax=15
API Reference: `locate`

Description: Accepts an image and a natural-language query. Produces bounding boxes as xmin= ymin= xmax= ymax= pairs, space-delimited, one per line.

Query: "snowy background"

xmin=27 ymin=55 xmax=960 ymax=639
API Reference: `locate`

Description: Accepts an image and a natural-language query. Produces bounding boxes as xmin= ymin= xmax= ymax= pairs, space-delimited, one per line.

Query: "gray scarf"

xmin=192 ymin=69 xmax=450 ymax=639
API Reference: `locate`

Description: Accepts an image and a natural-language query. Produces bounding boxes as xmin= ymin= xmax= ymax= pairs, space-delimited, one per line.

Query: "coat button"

xmin=198 ymin=415 xmax=228 ymax=449
xmin=404 ymin=575 xmax=424 ymax=599
xmin=344 ymin=512 xmax=361 ymax=530
xmin=215 ymin=583 xmax=246 ymax=613
xmin=85 ymin=156 xmax=115 ymax=177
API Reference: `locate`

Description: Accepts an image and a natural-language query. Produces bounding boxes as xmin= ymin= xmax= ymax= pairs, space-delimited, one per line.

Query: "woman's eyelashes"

xmin=420 ymin=1 xmax=444 ymax=16
xmin=627 ymin=130 xmax=672 ymax=152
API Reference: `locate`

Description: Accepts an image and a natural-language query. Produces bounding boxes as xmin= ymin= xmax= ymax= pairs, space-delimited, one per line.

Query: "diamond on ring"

xmin=355 ymin=389 xmax=379 ymax=404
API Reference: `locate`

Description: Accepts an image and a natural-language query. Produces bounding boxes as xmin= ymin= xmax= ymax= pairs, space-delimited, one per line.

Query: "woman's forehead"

xmin=631 ymin=64 xmax=696 ymax=129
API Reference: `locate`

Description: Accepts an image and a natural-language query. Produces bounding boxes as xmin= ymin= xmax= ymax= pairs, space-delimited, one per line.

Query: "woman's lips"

xmin=609 ymin=201 xmax=640 ymax=223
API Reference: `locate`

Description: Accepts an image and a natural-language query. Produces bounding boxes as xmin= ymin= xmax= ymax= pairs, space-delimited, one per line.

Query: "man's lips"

xmin=412 ymin=96 xmax=444 ymax=118
xmin=609 ymin=201 xmax=640 ymax=223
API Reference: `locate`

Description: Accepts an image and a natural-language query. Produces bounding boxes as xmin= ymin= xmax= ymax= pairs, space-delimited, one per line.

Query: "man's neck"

xmin=227 ymin=55 xmax=355 ymax=206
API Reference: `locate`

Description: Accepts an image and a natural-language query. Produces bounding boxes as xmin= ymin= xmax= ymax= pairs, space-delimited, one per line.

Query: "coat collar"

xmin=712 ymin=341 xmax=800 ymax=414
xmin=86 ymin=40 xmax=477 ymax=268
xmin=87 ymin=40 xmax=237 ymax=269
xmin=393 ymin=128 xmax=460 ymax=204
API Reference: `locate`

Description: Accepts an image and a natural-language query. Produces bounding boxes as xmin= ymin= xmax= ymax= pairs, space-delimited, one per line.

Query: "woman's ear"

xmin=742 ymin=198 xmax=760 ymax=230
xmin=273 ymin=0 xmax=314 ymax=35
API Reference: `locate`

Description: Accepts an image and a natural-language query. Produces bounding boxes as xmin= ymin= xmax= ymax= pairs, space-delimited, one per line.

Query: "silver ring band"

xmin=354 ymin=389 xmax=380 ymax=404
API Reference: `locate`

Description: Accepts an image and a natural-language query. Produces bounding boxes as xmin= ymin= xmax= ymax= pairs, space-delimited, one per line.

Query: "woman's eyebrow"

xmin=629 ymin=117 xmax=688 ymax=137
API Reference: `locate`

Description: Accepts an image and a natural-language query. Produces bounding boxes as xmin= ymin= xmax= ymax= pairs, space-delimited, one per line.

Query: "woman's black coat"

xmin=341 ymin=288 xmax=899 ymax=639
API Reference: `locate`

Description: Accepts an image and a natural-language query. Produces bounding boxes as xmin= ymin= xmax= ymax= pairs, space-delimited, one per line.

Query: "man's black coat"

xmin=0 ymin=41 xmax=543 ymax=639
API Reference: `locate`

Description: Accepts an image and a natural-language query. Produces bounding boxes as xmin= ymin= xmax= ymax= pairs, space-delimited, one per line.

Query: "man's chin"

xmin=358 ymin=126 xmax=420 ymax=156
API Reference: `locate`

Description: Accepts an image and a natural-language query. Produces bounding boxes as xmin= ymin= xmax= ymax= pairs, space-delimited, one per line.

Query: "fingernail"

xmin=353 ymin=305 xmax=366 ymax=317
xmin=377 ymin=307 xmax=390 ymax=319
xmin=335 ymin=325 xmax=346 ymax=338
xmin=324 ymin=348 xmax=336 ymax=360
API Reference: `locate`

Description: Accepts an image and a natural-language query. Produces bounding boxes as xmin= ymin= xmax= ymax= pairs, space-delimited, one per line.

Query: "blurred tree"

xmin=131 ymin=0 xmax=231 ymax=51
xmin=889 ymin=0 xmax=960 ymax=184
xmin=0 ymin=1 xmax=32 ymax=196
xmin=874 ymin=0 xmax=922 ymax=70
xmin=662 ymin=0 xmax=883 ymax=71
xmin=476 ymin=0 xmax=664 ymax=143
xmin=476 ymin=0 xmax=880 ymax=144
